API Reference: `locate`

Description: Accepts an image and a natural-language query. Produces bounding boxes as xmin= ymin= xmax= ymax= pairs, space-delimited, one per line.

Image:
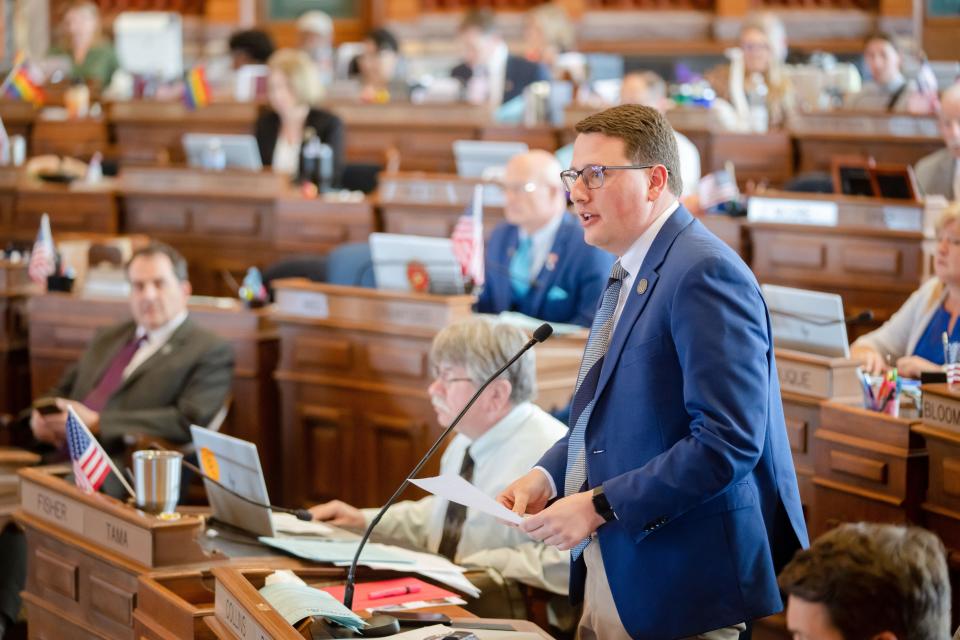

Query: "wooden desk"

xmin=811 ymin=401 xmax=926 ymax=538
xmin=272 ymin=279 xmax=584 ymax=507
xmin=120 ymin=168 xmax=376 ymax=297
xmin=0 ymin=448 xmax=38 ymax=528
xmin=206 ymin=566 xmax=553 ymax=640
xmin=0 ymin=261 xmax=34 ymax=431
xmin=377 ymin=172 xmax=506 ymax=239
xmin=26 ymin=293 xmax=282 ymax=496
xmin=7 ymin=174 xmax=118 ymax=242
xmin=775 ymin=349 xmax=860 ymax=511
xmin=915 ymin=384 xmax=960 ymax=551
xmin=0 ymin=100 xmax=35 ymax=140
xmin=746 ymin=191 xmax=925 ymax=339
xmin=30 ymin=117 xmax=110 ymax=159
xmin=790 ymin=111 xmax=943 ymax=174
xmin=109 ymin=102 xmax=259 ymax=164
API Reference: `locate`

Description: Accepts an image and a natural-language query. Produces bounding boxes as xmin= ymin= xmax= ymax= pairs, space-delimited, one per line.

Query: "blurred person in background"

xmin=348 ymin=28 xmax=407 ymax=102
xmin=846 ymin=32 xmax=924 ymax=113
xmin=47 ymin=1 xmax=118 ymax=89
xmin=297 ymin=10 xmax=334 ymax=85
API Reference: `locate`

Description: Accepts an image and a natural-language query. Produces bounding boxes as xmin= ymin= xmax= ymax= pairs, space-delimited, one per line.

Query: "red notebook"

xmin=320 ymin=577 xmax=459 ymax=611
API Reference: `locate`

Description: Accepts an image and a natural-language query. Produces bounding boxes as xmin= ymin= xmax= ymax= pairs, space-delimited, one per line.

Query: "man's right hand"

xmin=497 ymin=469 xmax=555 ymax=516
xmin=308 ymin=500 xmax=365 ymax=528
xmin=30 ymin=410 xmax=64 ymax=447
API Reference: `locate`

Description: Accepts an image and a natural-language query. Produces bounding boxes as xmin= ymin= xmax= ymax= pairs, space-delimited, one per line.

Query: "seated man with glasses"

xmin=309 ymin=316 xmax=570 ymax=620
xmin=852 ymin=202 xmax=960 ymax=378
xmin=477 ymin=150 xmax=614 ymax=328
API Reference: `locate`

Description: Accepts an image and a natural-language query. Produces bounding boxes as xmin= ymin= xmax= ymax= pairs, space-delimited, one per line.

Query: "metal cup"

xmin=133 ymin=450 xmax=182 ymax=515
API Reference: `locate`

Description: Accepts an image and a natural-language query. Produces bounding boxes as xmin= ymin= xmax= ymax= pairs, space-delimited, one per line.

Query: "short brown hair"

xmin=575 ymin=104 xmax=682 ymax=196
xmin=864 ymin=30 xmax=899 ymax=51
xmin=126 ymin=242 xmax=189 ymax=283
xmin=778 ymin=523 xmax=951 ymax=640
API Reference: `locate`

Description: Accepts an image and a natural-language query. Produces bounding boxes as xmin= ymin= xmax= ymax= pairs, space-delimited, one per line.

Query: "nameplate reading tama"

xmin=20 ymin=479 xmax=153 ymax=565
xmin=777 ymin=360 xmax=831 ymax=397
xmin=748 ymin=197 xmax=838 ymax=227
xmin=922 ymin=392 xmax=960 ymax=434
xmin=215 ymin=581 xmax=272 ymax=640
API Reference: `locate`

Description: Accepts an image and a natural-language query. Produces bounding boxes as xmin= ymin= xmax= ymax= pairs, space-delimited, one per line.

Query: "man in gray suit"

xmin=916 ymin=82 xmax=960 ymax=200
xmin=30 ymin=242 xmax=234 ymax=453
xmin=0 ymin=242 xmax=233 ymax=639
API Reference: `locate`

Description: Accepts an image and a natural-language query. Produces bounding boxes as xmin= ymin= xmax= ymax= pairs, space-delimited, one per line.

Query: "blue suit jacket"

xmin=451 ymin=55 xmax=551 ymax=104
xmin=537 ymin=205 xmax=808 ymax=638
xmin=477 ymin=213 xmax=614 ymax=327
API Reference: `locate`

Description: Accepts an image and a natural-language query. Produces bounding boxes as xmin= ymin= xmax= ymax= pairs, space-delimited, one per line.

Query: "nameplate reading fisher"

xmin=748 ymin=197 xmax=839 ymax=227
xmin=20 ymin=478 xmax=153 ymax=565
xmin=215 ymin=581 xmax=272 ymax=640
xmin=922 ymin=390 xmax=960 ymax=434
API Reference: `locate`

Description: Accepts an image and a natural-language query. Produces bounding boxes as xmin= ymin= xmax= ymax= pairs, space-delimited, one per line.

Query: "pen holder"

xmin=859 ymin=370 xmax=901 ymax=417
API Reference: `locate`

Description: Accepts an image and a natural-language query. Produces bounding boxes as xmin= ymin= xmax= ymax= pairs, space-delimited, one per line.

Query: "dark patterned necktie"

xmin=437 ymin=449 xmax=475 ymax=561
xmin=83 ymin=334 xmax=147 ymax=412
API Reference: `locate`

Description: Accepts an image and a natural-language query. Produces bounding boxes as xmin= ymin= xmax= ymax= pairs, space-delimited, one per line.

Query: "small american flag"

xmin=452 ymin=185 xmax=485 ymax=287
xmin=698 ymin=170 xmax=740 ymax=211
xmin=66 ymin=408 xmax=110 ymax=493
xmin=28 ymin=213 xmax=55 ymax=285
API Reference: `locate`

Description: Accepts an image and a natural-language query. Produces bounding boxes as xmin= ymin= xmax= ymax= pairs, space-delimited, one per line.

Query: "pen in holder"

xmin=856 ymin=367 xmax=901 ymax=417
xmin=943 ymin=333 xmax=960 ymax=387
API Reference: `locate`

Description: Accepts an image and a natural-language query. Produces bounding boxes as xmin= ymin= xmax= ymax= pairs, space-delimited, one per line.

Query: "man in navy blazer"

xmin=477 ymin=150 xmax=613 ymax=327
xmin=451 ymin=9 xmax=550 ymax=105
xmin=499 ymin=105 xmax=808 ymax=639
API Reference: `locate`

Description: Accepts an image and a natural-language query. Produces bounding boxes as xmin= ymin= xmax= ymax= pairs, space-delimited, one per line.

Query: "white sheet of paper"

xmin=270 ymin=512 xmax=334 ymax=536
xmin=410 ymin=474 xmax=522 ymax=525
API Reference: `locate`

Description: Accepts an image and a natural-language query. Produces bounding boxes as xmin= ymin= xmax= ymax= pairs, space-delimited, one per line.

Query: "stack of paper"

xmin=259 ymin=583 xmax=366 ymax=632
xmin=270 ymin=513 xmax=335 ymax=536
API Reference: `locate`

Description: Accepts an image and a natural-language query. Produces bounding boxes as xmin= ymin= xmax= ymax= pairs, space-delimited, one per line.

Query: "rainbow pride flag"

xmin=5 ymin=66 xmax=43 ymax=106
xmin=184 ymin=66 xmax=210 ymax=110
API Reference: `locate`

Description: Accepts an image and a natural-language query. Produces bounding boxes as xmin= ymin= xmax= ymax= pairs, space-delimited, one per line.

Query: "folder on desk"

xmin=320 ymin=577 xmax=460 ymax=611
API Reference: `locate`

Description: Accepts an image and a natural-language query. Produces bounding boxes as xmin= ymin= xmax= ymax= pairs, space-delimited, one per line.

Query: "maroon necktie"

xmin=83 ymin=334 xmax=146 ymax=412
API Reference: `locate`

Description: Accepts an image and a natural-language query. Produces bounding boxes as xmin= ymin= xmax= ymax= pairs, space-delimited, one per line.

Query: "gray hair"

xmin=430 ymin=317 xmax=537 ymax=404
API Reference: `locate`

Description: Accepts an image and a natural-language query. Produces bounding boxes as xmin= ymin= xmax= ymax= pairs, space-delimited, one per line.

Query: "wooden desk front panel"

xmin=30 ymin=119 xmax=110 ymax=159
xmin=781 ymin=393 xmax=820 ymax=509
xmin=22 ymin=521 xmax=140 ymax=640
xmin=795 ymin=137 xmax=944 ymax=174
xmin=347 ymin=126 xmax=473 ymax=173
xmin=124 ymin=195 xmax=277 ymax=298
xmin=275 ymin=321 xmax=437 ymax=506
xmin=273 ymin=198 xmax=375 ymax=254
xmin=750 ymin=225 xmax=923 ymax=329
xmin=380 ymin=203 xmax=506 ymax=240
xmin=13 ymin=188 xmax=118 ymax=240
xmin=0 ymin=294 xmax=31 ymax=422
xmin=710 ymin=132 xmax=793 ymax=188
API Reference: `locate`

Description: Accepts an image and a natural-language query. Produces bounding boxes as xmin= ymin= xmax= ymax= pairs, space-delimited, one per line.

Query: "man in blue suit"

xmin=477 ymin=150 xmax=614 ymax=328
xmin=498 ymin=105 xmax=808 ymax=639
xmin=451 ymin=9 xmax=550 ymax=105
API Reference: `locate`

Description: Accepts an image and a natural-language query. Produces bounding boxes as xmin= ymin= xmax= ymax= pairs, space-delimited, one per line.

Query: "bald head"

xmin=619 ymin=71 xmax=668 ymax=112
xmin=941 ymin=83 xmax=960 ymax=157
xmin=502 ymin=150 xmax=568 ymax=234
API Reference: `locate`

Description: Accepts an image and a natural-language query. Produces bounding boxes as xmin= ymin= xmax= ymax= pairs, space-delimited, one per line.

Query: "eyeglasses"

xmin=937 ymin=234 xmax=960 ymax=247
xmin=501 ymin=181 xmax=538 ymax=194
xmin=431 ymin=366 xmax=474 ymax=385
xmin=560 ymin=164 xmax=658 ymax=192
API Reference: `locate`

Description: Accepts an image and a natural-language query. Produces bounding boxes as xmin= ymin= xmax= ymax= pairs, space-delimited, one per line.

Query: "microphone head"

xmin=860 ymin=309 xmax=875 ymax=323
xmin=532 ymin=323 xmax=554 ymax=343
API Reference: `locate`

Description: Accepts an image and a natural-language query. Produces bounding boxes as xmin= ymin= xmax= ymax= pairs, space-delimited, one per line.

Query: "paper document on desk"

xmin=385 ymin=625 xmax=542 ymax=639
xmin=258 ymin=582 xmax=365 ymax=631
xmin=258 ymin=538 xmax=415 ymax=564
xmin=345 ymin=547 xmax=481 ymax=598
xmin=410 ymin=474 xmax=522 ymax=525
xmin=270 ymin=512 xmax=334 ymax=536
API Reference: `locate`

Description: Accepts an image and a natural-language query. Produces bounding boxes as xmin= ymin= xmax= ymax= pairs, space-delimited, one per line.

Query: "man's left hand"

xmin=519 ymin=490 xmax=605 ymax=550
xmin=60 ymin=399 xmax=101 ymax=436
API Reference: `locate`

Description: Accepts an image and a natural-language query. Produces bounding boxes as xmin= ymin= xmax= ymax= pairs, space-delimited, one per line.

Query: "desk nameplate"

xmin=215 ymin=580 xmax=272 ymax=640
xmin=748 ymin=197 xmax=839 ymax=226
xmin=776 ymin=353 xmax=860 ymax=399
xmin=922 ymin=387 xmax=960 ymax=435
xmin=20 ymin=477 xmax=154 ymax=565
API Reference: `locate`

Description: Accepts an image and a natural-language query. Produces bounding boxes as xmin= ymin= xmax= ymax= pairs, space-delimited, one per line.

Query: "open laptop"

xmin=453 ymin=140 xmax=528 ymax=178
xmin=369 ymin=232 xmax=465 ymax=295
xmin=189 ymin=426 xmax=275 ymax=537
xmin=182 ymin=133 xmax=263 ymax=171
xmin=762 ymin=284 xmax=850 ymax=358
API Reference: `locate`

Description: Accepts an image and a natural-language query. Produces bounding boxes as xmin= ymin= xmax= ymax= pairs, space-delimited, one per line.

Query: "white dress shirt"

xmin=612 ymin=200 xmax=679 ymax=329
xmin=123 ymin=310 xmax=188 ymax=379
xmin=362 ymin=402 xmax=570 ymax=594
xmin=517 ymin=211 xmax=565 ymax=281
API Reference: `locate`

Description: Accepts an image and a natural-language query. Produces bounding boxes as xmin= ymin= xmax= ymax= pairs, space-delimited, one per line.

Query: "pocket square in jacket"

xmin=547 ymin=286 xmax=569 ymax=301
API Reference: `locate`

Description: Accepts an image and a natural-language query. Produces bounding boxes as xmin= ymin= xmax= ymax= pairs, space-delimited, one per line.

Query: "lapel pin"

xmin=546 ymin=252 xmax=558 ymax=271
xmin=637 ymin=278 xmax=648 ymax=295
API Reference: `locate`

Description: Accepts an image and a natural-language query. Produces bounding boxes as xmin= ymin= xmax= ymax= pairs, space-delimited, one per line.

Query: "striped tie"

xmin=565 ymin=260 xmax=628 ymax=559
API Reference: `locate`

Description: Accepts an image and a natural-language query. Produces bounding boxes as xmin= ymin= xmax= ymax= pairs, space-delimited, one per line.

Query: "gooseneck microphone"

xmin=342 ymin=322 xmax=554 ymax=612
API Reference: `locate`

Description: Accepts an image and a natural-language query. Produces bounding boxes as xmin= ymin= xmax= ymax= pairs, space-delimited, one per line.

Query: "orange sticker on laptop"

xmin=199 ymin=447 xmax=220 ymax=481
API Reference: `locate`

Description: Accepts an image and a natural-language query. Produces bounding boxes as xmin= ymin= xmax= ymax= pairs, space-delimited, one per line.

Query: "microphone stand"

xmin=340 ymin=323 xmax=554 ymax=634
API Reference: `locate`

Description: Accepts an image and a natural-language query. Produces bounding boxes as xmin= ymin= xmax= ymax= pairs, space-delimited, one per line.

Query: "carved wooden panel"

xmin=89 ymin=573 xmax=135 ymax=628
xmin=364 ymin=412 xmax=429 ymax=506
xmin=944 ymin=457 xmax=960 ymax=498
xmin=829 ymin=449 xmax=888 ymax=484
xmin=34 ymin=548 xmax=78 ymax=602
xmin=301 ymin=404 xmax=354 ymax=503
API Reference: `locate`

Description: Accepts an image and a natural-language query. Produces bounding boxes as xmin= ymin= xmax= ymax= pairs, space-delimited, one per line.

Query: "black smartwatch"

xmin=592 ymin=486 xmax=616 ymax=523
